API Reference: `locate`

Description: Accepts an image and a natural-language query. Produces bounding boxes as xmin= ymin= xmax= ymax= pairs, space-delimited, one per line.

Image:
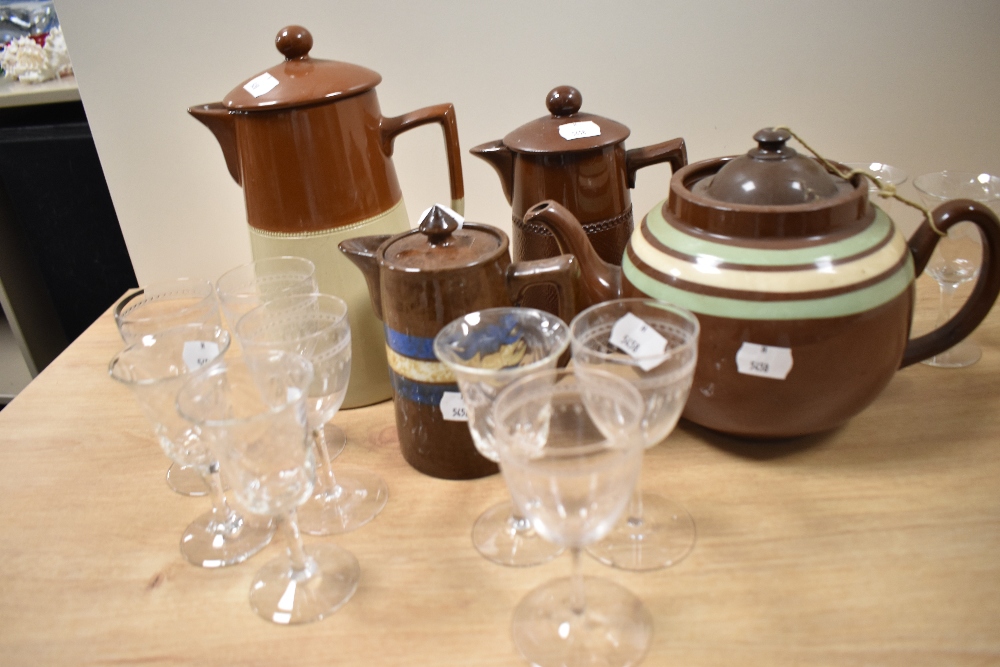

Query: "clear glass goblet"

xmin=113 ymin=277 xmax=224 ymax=497
xmin=434 ymin=307 xmax=570 ymax=567
xmin=216 ymin=257 xmax=343 ymax=457
xmin=177 ymin=352 xmax=360 ymax=625
xmin=494 ymin=367 xmax=651 ymax=667
xmin=236 ymin=293 xmax=387 ymax=536
xmin=108 ymin=323 xmax=274 ymax=567
xmin=914 ymin=171 xmax=1000 ymax=368
xmin=571 ymin=298 xmax=699 ymax=571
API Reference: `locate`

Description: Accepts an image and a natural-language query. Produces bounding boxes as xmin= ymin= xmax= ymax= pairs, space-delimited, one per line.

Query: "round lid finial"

xmin=276 ymin=25 xmax=313 ymax=59
xmin=546 ymin=85 xmax=582 ymax=117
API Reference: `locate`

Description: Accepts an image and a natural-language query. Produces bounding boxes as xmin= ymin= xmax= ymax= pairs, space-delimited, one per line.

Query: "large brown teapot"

xmin=339 ymin=206 xmax=577 ymax=479
xmin=470 ymin=85 xmax=686 ymax=314
xmin=525 ymin=128 xmax=1000 ymax=438
xmin=189 ymin=25 xmax=465 ymax=409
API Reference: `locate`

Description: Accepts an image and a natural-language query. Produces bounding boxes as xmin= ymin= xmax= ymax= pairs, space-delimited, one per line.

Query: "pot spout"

xmin=523 ymin=200 xmax=622 ymax=308
xmin=338 ymin=235 xmax=391 ymax=321
xmin=188 ymin=103 xmax=241 ymax=185
xmin=469 ymin=140 xmax=514 ymax=205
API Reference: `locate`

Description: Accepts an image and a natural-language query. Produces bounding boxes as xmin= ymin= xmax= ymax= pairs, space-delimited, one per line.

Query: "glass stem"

xmin=569 ymin=547 xmax=586 ymax=616
xmin=314 ymin=427 xmax=340 ymax=494
xmin=202 ymin=461 xmax=237 ymax=528
xmin=627 ymin=467 xmax=644 ymax=525
xmin=936 ymin=281 xmax=958 ymax=328
xmin=281 ymin=509 xmax=311 ymax=573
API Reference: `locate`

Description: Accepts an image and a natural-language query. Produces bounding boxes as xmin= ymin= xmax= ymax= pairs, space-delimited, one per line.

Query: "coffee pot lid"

xmin=501 ymin=85 xmax=630 ymax=154
xmin=696 ymin=128 xmax=850 ymax=205
xmin=222 ymin=25 xmax=382 ymax=111
xmin=383 ymin=205 xmax=504 ymax=271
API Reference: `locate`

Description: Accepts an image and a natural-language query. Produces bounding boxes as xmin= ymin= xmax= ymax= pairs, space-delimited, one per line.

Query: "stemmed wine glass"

xmin=493 ymin=367 xmax=651 ymax=667
xmin=215 ymin=257 xmax=343 ymax=456
xmin=236 ymin=293 xmax=387 ymax=535
xmin=108 ymin=323 xmax=274 ymax=567
xmin=570 ymin=298 xmax=699 ymax=571
xmin=113 ymin=278 xmax=224 ymax=497
xmin=914 ymin=171 xmax=1000 ymax=367
xmin=434 ymin=308 xmax=570 ymax=567
xmin=177 ymin=351 xmax=360 ymax=624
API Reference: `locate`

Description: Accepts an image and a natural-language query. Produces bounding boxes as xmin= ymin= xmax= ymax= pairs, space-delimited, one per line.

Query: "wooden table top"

xmin=1 ymin=276 xmax=998 ymax=667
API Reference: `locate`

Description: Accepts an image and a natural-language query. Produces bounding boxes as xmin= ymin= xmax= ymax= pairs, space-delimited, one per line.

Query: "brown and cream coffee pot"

xmin=189 ymin=25 xmax=465 ymax=409
xmin=524 ymin=128 xmax=1000 ymax=439
xmin=339 ymin=205 xmax=577 ymax=479
xmin=470 ymin=85 xmax=686 ymax=313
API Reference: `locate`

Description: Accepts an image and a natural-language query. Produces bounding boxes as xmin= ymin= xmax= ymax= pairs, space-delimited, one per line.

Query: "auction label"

xmin=609 ymin=313 xmax=668 ymax=371
xmin=243 ymin=72 xmax=280 ymax=98
xmin=735 ymin=343 xmax=793 ymax=380
xmin=558 ymin=120 xmax=601 ymax=140
xmin=439 ymin=391 xmax=468 ymax=422
xmin=182 ymin=341 xmax=220 ymax=372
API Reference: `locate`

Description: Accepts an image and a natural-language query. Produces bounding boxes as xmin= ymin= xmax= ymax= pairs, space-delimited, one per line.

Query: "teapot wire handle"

xmin=774 ymin=126 xmax=945 ymax=238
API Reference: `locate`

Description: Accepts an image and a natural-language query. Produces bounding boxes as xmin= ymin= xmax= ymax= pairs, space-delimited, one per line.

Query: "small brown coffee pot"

xmin=470 ymin=85 xmax=686 ymax=313
xmin=189 ymin=25 xmax=465 ymax=409
xmin=339 ymin=206 xmax=577 ymax=479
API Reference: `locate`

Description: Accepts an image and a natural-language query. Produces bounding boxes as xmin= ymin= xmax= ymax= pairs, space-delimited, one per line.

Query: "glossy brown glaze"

xmin=470 ymin=85 xmax=685 ymax=312
xmin=339 ymin=209 xmax=578 ymax=479
xmin=523 ymin=128 xmax=1000 ymax=439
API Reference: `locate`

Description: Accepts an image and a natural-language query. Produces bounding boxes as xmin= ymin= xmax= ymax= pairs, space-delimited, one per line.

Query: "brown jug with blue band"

xmin=339 ymin=205 xmax=578 ymax=479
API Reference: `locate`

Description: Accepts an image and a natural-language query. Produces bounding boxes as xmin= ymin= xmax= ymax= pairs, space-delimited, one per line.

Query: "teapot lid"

xmin=222 ymin=25 xmax=382 ymax=111
xmin=695 ymin=128 xmax=851 ymax=205
xmin=382 ymin=205 xmax=505 ymax=271
xmin=501 ymin=85 xmax=630 ymax=154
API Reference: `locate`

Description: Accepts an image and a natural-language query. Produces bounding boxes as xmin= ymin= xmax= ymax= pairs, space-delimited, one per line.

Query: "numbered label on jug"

xmin=609 ymin=313 xmax=668 ymax=371
xmin=735 ymin=342 xmax=793 ymax=380
xmin=440 ymin=391 xmax=468 ymax=422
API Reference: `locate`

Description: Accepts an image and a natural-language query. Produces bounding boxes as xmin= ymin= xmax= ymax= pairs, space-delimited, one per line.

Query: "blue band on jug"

xmin=389 ymin=371 xmax=459 ymax=406
xmin=384 ymin=326 xmax=437 ymax=361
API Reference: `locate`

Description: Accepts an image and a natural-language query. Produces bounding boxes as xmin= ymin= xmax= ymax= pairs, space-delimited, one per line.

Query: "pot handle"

xmin=901 ymin=199 xmax=1000 ymax=367
xmin=625 ymin=137 xmax=687 ymax=188
xmin=380 ymin=103 xmax=466 ymax=215
xmin=507 ymin=254 xmax=579 ymax=327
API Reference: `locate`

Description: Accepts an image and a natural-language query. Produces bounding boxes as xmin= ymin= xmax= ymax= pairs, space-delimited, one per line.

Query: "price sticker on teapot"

xmin=735 ymin=343 xmax=793 ymax=380
xmin=182 ymin=341 xmax=220 ymax=372
xmin=558 ymin=120 xmax=601 ymax=141
xmin=440 ymin=391 xmax=468 ymax=422
xmin=609 ymin=313 xmax=668 ymax=371
xmin=243 ymin=72 xmax=280 ymax=98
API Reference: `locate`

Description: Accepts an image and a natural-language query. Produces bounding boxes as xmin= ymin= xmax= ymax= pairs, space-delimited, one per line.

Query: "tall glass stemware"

xmin=914 ymin=171 xmax=1000 ymax=368
xmin=571 ymin=298 xmax=699 ymax=571
xmin=236 ymin=293 xmax=387 ymax=535
xmin=108 ymin=323 xmax=273 ymax=567
xmin=113 ymin=277 xmax=224 ymax=496
xmin=434 ymin=308 xmax=570 ymax=567
xmin=177 ymin=352 xmax=360 ymax=625
xmin=493 ymin=367 xmax=650 ymax=667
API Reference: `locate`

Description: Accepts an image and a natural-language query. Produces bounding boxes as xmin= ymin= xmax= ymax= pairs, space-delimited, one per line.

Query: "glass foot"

xmin=166 ymin=463 xmax=208 ymax=497
xmin=319 ymin=423 xmax=347 ymax=461
xmin=586 ymin=493 xmax=695 ymax=571
xmin=297 ymin=465 xmax=388 ymax=536
xmin=179 ymin=510 xmax=274 ymax=568
xmin=472 ymin=500 xmax=564 ymax=567
xmin=512 ymin=576 xmax=653 ymax=667
xmin=249 ymin=543 xmax=360 ymax=625
xmin=922 ymin=339 xmax=981 ymax=368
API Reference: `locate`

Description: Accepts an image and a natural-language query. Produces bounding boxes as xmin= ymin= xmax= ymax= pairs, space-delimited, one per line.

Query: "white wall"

xmin=55 ymin=0 xmax=1000 ymax=285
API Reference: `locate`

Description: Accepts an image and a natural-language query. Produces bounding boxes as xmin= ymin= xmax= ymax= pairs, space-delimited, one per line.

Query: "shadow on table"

xmin=677 ymin=420 xmax=841 ymax=462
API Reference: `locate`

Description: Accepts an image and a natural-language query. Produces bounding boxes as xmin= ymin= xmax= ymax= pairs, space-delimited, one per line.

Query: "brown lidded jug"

xmin=188 ymin=25 xmax=465 ymax=409
xmin=339 ymin=205 xmax=577 ymax=479
xmin=470 ymin=85 xmax=686 ymax=313
xmin=525 ymin=128 xmax=1000 ymax=439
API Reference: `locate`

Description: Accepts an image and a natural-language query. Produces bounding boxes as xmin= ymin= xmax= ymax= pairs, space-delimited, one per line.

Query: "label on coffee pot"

xmin=735 ymin=343 xmax=793 ymax=380
xmin=558 ymin=120 xmax=601 ymax=141
xmin=609 ymin=313 xmax=668 ymax=371
xmin=440 ymin=391 xmax=468 ymax=422
xmin=243 ymin=72 xmax=280 ymax=98
xmin=182 ymin=341 xmax=220 ymax=372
